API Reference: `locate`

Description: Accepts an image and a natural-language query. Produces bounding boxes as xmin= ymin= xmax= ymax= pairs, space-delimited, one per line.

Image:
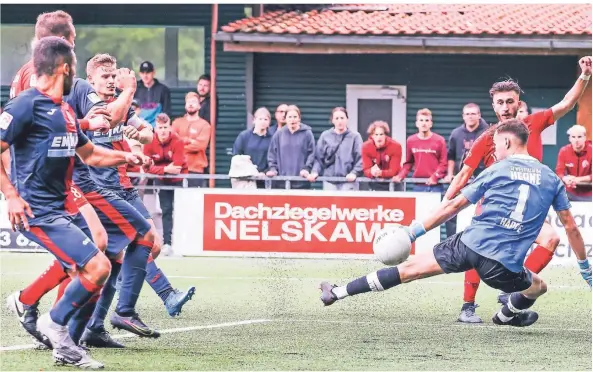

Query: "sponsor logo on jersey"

xmin=92 ymin=123 xmax=124 ymax=144
xmin=0 ymin=112 xmax=13 ymax=130
xmin=48 ymin=132 xmax=78 ymax=157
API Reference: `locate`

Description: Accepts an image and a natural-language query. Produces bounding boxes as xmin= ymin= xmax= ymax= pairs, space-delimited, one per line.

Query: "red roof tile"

xmin=221 ymin=4 xmax=592 ymax=36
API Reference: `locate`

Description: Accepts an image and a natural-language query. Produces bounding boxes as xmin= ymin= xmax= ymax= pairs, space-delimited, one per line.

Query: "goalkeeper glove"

xmin=403 ymin=221 xmax=426 ymax=243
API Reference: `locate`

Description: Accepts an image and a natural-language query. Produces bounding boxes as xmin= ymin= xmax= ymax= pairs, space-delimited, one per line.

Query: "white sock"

xmin=496 ymin=310 xmax=514 ymax=323
xmin=332 ymin=285 xmax=349 ymax=300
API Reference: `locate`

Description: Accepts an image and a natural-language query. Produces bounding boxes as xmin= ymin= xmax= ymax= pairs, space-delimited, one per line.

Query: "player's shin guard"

xmin=50 ymin=275 xmax=102 ymax=326
xmin=115 ymin=240 xmax=151 ymax=316
xmin=463 ymin=269 xmax=481 ymax=303
xmin=68 ymin=292 xmax=100 ymax=345
xmin=145 ymin=255 xmax=174 ymax=303
xmin=335 ymin=267 xmax=402 ymax=299
xmin=20 ymin=260 xmax=68 ymax=306
xmin=524 ymin=245 xmax=554 ymax=274
xmin=87 ymin=258 xmax=122 ymax=331
xmin=496 ymin=293 xmax=536 ymax=322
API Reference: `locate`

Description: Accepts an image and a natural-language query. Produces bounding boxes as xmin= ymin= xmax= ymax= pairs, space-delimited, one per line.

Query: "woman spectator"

xmin=308 ymin=107 xmax=363 ymax=190
xmin=362 ymin=121 xmax=403 ymax=191
xmin=267 ymin=105 xmax=315 ymax=189
xmin=233 ymin=107 xmax=273 ymax=189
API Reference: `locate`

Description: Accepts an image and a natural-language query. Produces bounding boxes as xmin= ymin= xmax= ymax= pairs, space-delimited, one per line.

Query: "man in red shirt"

xmin=446 ymin=56 xmax=592 ymax=324
xmin=393 ymin=109 xmax=447 ymax=192
xmin=361 ymin=121 xmax=402 ymax=191
xmin=556 ymin=125 xmax=592 ymax=201
xmin=144 ymin=113 xmax=188 ymax=251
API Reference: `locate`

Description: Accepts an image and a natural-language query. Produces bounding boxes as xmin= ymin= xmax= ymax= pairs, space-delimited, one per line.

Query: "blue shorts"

xmin=118 ymin=188 xmax=151 ymax=220
xmin=84 ymin=188 xmax=151 ymax=258
xmin=72 ymin=212 xmax=92 ymax=240
xmin=23 ymin=215 xmax=99 ymax=270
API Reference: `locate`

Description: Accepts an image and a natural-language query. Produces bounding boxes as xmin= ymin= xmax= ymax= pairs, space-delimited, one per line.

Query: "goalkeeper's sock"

xmin=333 ymin=267 xmax=402 ymax=299
xmin=496 ymin=293 xmax=536 ymax=323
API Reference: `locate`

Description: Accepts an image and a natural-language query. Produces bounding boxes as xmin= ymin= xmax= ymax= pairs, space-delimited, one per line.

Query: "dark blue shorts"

xmin=71 ymin=212 xmax=92 ymax=240
xmin=433 ymin=232 xmax=533 ymax=293
xmin=84 ymin=188 xmax=151 ymax=258
xmin=118 ymin=188 xmax=151 ymax=220
xmin=23 ymin=215 xmax=99 ymax=270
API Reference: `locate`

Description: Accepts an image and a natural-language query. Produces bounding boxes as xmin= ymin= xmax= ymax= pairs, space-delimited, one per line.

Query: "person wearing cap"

xmin=172 ymin=92 xmax=211 ymax=187
xmin=135 ymin=60 xmax=172 ymax=126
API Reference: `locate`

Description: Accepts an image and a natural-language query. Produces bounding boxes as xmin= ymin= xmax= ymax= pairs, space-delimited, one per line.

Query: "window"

xmin=0 ymin=25 xmax=205 ymax=88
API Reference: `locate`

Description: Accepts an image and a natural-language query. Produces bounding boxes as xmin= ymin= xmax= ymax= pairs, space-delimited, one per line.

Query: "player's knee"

xmin=143 ymin=228 xmax=155 ymax=244
xmin=531 ymin=275 xmax=548 ymax=296
xmin=84 ymin=252 xmax=112 ymax=284
xmin=538 ymin=228 xmax=560 ymax=252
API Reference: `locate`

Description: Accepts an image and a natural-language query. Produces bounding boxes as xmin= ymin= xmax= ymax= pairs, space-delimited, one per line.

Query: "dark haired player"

xmin=319 ymin=120 xmax=587 ymax=328
xmin=0 ymin=37 xmax=146 ymax=368
xmin=447 ymin=57 xmax=592 ymax=323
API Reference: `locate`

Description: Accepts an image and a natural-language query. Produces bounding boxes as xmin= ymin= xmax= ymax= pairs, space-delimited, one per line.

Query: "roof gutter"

xmin=214 ymin=32 xmax=592 ymax=50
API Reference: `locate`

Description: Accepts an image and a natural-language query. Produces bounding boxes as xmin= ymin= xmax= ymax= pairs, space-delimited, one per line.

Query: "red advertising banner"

xmin=202 ymin=193 xmax=416 ymax=254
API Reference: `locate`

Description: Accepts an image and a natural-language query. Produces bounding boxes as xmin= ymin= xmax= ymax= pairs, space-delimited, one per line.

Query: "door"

xmin=345 ymin=85 xmax=408 ymax=156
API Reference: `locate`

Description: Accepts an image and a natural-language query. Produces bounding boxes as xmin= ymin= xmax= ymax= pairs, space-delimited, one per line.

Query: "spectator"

xmin=143 ymin=113 xmax=188 ymax=252
xmin=445 ymin=103 xmax=489 ymax=181
xmin=269 ymin=103 xmax=288 ymax=136
xmin=266 ymin=105 xmax=315 ymax=189
xmin=135 ymin=60 xmax=172 ymax=126
xmin=444 ymin=103 xmax=488 ymax=237
xmin=556 ymin=124 xmax=592 ymax=202
xmin=172 ymin=92 xmax=211 ymax=187
xmin=394 ymin=108 xmax=447 ymax=192
xmin=308 ymin=107 xmax=363 ymax=191
xmin=361 ymin=121 xmax=403 ymax=191
xmin=517 ymin=100 xmax=529 ymax=120
xmin=233 ymin=107 xmax=273 ymax=189
xmin=197 ymin=74 xmax=218 ymax=124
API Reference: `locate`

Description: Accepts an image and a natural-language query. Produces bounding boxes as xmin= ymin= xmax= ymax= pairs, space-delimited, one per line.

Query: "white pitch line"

xmin=0 ymin=319 xmax=271 ymax=352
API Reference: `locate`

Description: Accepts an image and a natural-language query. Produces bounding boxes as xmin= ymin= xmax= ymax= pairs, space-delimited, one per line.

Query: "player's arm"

xmin=77 ymin=142 xmax=142 ymax=168
xmin=126 ymin=114 xmax=153 ymax=144
xmin=444 ymin=164 xmax=475 ymax=200
xmin=107 ymin=68 xmax=137 ymax=125
xmin=551 ymin=56 xmax=591 ymax=121
xmin=0 ymin=101 xmax=34 ymax=230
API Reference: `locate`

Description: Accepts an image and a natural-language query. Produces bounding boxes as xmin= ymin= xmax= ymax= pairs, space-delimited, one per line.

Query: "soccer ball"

xmin=373 ymin=227 xmax=412 ymax=266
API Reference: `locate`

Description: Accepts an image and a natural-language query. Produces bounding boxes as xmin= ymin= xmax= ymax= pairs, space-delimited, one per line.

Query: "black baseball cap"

xmin=139 ymin=61 xmax=154 ymax=73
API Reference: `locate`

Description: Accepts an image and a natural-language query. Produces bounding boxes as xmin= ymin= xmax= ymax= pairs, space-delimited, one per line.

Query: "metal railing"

xmin=126 ymin=172 xmax=593 ymax=191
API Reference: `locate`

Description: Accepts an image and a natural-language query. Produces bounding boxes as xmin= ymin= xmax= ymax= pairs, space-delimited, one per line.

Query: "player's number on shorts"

xmin=510 ymin=184 xmax=530 ymax=222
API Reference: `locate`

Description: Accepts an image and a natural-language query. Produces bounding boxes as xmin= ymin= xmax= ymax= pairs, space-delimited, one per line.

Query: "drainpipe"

xmin=209 ymin=3 xmax=218 ymax=188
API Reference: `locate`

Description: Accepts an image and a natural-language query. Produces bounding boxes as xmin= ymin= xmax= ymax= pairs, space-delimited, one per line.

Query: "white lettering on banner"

xmin=215 ymin=219 xmax=402 ymax=243
xmin=214 ymin=202 xmax=405 ymax=224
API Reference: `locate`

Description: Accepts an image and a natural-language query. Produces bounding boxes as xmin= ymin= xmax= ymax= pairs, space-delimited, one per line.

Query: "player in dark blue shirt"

xmin=78 ymin=53 xmax=195 ymax=349
xmin=0 ymin=37 xmax=147 ymax=368
xmin=319 ymin=119 xmax=588 ymax=327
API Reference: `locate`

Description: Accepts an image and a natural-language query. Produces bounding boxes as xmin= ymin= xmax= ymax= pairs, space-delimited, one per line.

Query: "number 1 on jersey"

xmin=510 ymin=184 xmax=530 ymax=222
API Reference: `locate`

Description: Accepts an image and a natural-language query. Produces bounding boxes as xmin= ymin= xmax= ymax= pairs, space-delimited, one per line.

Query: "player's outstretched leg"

xmin=492 ymin=273 xmax=546 ymax=328
xmin=5 ymin=259 xmax=68 ymax=349
xmin=145 ymin=255 xmax=196 ymax=317
xmin=320 ymin=250 xmax=445 ymax=306
xmin=110 ymin=233 xmax=160 ymax=338
xmin=458 ymin=269 xmax=482 ymax=323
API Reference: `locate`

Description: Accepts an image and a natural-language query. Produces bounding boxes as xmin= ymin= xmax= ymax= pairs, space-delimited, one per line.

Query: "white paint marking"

xmin=0 ymin=319 xmax=271 ymax=352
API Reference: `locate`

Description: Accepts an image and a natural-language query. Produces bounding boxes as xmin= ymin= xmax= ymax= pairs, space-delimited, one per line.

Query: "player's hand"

xmin=6 ymin=194 xmax=34 ymax=231
xmin=164 ymin=162 xmax=182 ymax=175
xmin=579 ymin=56 xmax=592 ymax=76
xmin=392 ymin=175 xmax=403 ymax=183
xmin=345 ymin=173 xmax=357 ymax=182
xmin=266 ymin=170 xmax=277 ymax=177
xmin=124 ymin=152 xmax=144 ymax=166
xmin=307 ymin=172 xmax=318 ymax=182
xmin=123 ymin=125 xmax=141 ymax=141
xmin=88 ymin=115 xmax=110 ymax=132
xmin=116 ymin=68 xmax=137 ymax=91
xmin=426 ymin=176 xmax=438 ymax=186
